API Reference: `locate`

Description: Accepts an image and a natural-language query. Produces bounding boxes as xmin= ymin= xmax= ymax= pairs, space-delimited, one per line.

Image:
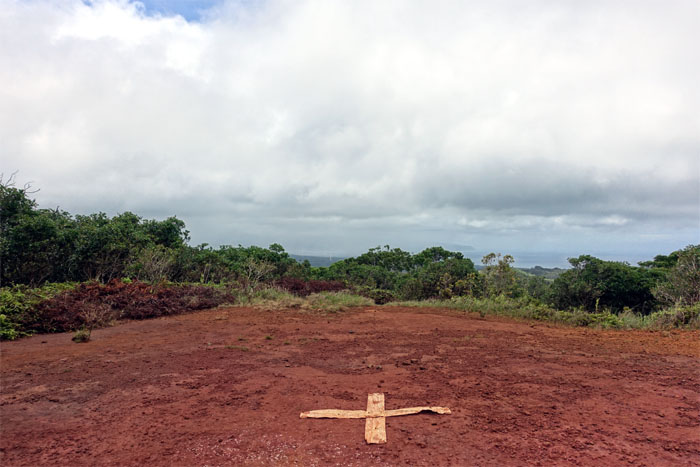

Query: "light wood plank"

xmin=300 ymin=406 xmax=450 ymax=419
xmin=364 ymin=393 xmax=386 ymax=444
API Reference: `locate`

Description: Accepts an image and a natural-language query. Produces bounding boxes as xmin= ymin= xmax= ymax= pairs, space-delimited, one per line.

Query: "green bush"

xmin=0 ymin=283 xmax=76 ymax=340
xmin=587 ymin=312 xmax=623 ymax=328
xmin=387 ymin=295 xmax=687 ymax=330
xmin=356 ymin=287 xmax=395 ymax=305
xmin=652 ymin=245 xmax=700 ymax=307
xmin=647 ymin=303 xmax=700 ymax=329
xmin=550 ymin=255 xmax=657 ymax=313
xmin=72 ymin=327 xmax=91 ymax=343
xmin=0 ymin=313 xmax=22 ymax=340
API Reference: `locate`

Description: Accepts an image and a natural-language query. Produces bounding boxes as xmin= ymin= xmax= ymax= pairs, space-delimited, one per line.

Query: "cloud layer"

xmin=2 ymin=0 xmax=698 ymax=264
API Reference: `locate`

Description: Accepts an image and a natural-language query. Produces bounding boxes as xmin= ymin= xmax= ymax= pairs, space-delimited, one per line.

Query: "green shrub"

xmin=0 ymin=313 xmax=23 ymax=340
xmin=647 ymin=303 xmax=700 ymax=329
xmin=587 ymin=312 xmax=623 ymax=328
xmin=615 ymin=309 xmax=647 ymax=329
xmin=356 ymin=287 xmax=394 ymax=305
xmin=652 ymin=245 xmax=700 ymax=306
xmin=0 ymin=283 xmax=77 ymax=340
xmin=72 ymin=327 xmax=91 ymax=343
xmin=387 ymin=295 xmax=678 ymax=330
xmin=398 ymin=277 xmax=424 ymax=300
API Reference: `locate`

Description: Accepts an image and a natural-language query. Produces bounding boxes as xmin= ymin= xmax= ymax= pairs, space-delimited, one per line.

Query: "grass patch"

xmin=240 ymin=287 xmax=305 ymax=308
xmin=388 ymin=296 xmax=700 ymax=330
xmin=240 ymin=288 xmax=373 ymax=313
xmin=645 ymin=303 xmax=700 ymax=329
xmin=306 ymin=291 xmax=374 ymax=312
xmin=225 ymin=345 xmax=249 ymax=351
xmin=71 ymin=327 xmax=91 ymax=343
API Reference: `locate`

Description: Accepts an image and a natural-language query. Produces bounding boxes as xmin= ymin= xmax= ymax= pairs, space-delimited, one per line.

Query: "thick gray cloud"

xmin=1 ymin=0 xmax=698 ymax=266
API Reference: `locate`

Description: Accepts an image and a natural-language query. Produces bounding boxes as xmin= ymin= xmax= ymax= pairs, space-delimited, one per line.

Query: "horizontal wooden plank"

xmin=300 ymin=406 xmax=451 ymax=419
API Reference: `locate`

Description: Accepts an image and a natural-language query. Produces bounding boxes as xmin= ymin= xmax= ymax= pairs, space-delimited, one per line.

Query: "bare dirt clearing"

xmin=1 ymin=306 xmax=699 ymax=466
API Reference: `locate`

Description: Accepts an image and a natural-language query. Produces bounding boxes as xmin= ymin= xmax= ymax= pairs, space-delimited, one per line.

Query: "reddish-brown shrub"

xmin=275 ymin=278 xmax=346 ymax=296
xmin=31 ymin=280 xmax=235 ymax=333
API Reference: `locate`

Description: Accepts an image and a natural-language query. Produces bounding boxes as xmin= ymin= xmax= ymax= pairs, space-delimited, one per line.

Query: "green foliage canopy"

xmin=2 ymin=178 xmax=695 ymax=319
xmin=550 ymin=255 xmax=657 ymax=313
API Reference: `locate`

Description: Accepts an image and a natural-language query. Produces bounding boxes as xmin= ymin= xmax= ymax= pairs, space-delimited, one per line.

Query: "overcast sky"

xmin=2 ymin=0 xmax=698 ymax=266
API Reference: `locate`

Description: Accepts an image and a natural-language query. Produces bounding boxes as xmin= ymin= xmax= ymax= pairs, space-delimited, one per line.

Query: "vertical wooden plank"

xmin=364 ymin=393 xmax=386 ymax=444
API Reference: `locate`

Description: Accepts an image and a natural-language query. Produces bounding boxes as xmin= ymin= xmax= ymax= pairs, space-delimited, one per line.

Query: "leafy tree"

xmin=639 ymin=251 xmax=683 ymax=271
xmin=453 ymin=273 xmax=484 ymax=297
xmin=416 ymin=256 xmax=477 ymax=298
xmin=1 ymin=176 xmax=79 ymax=285
xmin=142 ymin=217 xmax=189 ymax=249
xmin=2 ymin=210 xmax=63 ymax=285
xmin=128 ymin=245 xmax=176 ymax=283
xmin=172 ymin=243 xmax=229 ymax=283
xmin=240 ymin=258 xmax=276 ymax=293
xmin=414 ymin=246 xmax=464 ymax=267
xmin=397 ymin=276 xmax=424 ymax=300
xmin=1 ymin=177 xmax=194 ymax=285
xmin=0 ymin=174 xmax=36 ymax=230
xmin=1 ymin=176 xmax=39 ymax=285
xmin=524 ymin=275 xmax=551 ymax=302
xmin=653 ymin=245 xmax=700 ymax=306
xmin=354 ymin=245 xmax=415 ymax=272
xmin=481 ymin=253 xmax=519 ymax=297
xmin=550 ymin=255 xmax=656 ymax=313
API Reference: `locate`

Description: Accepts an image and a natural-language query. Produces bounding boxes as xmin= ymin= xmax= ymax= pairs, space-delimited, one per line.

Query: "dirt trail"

xmin=1 ymin=306 xmax=699 ymax=466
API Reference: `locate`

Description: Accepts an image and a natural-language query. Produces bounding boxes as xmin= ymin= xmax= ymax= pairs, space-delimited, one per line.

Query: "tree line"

xmin=1 ymin=178 xmax=698 ymax=314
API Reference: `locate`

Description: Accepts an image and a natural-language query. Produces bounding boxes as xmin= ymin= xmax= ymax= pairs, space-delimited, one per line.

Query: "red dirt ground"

xmin=1 ymin=306 xmax=699 ymax=466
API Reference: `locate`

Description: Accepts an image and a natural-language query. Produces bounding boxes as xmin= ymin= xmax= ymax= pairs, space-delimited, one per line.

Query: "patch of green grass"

xmin=306 ymin=291 xmax=374 ymax=312
xmin=265 ymin=335 xmax=273 ymax=340
xmin=238 ymin=287 xmax=305 ymax=308
xmin=646 ymin=303 xmax=700 ymax=329
xmin=72 ymin=327 xmax=91 ymax=343
xmin=225 ymin=345 xmax=249 ymax=351
xmin=388 ymin=295 xmax=700 ymax=330
xmin=231 ymin=287 xmax=372 ymax=313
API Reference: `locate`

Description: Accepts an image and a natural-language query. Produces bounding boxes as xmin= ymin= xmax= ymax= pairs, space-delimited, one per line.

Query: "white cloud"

xmin=1 ymin=0 xmax=698 ymax=263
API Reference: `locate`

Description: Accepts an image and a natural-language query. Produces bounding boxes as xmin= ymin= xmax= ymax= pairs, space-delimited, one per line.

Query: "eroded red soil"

xmin=1 ymin=306 xmax=699 ymax=466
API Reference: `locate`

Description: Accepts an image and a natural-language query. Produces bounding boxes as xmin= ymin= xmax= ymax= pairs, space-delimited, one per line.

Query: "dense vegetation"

xmin=1 ymin=178 xmax=698 ymax=339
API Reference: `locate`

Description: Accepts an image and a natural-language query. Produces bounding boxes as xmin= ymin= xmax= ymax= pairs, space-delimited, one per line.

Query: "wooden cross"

xmin=300 ymin=393 xmax=451 ymax=444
